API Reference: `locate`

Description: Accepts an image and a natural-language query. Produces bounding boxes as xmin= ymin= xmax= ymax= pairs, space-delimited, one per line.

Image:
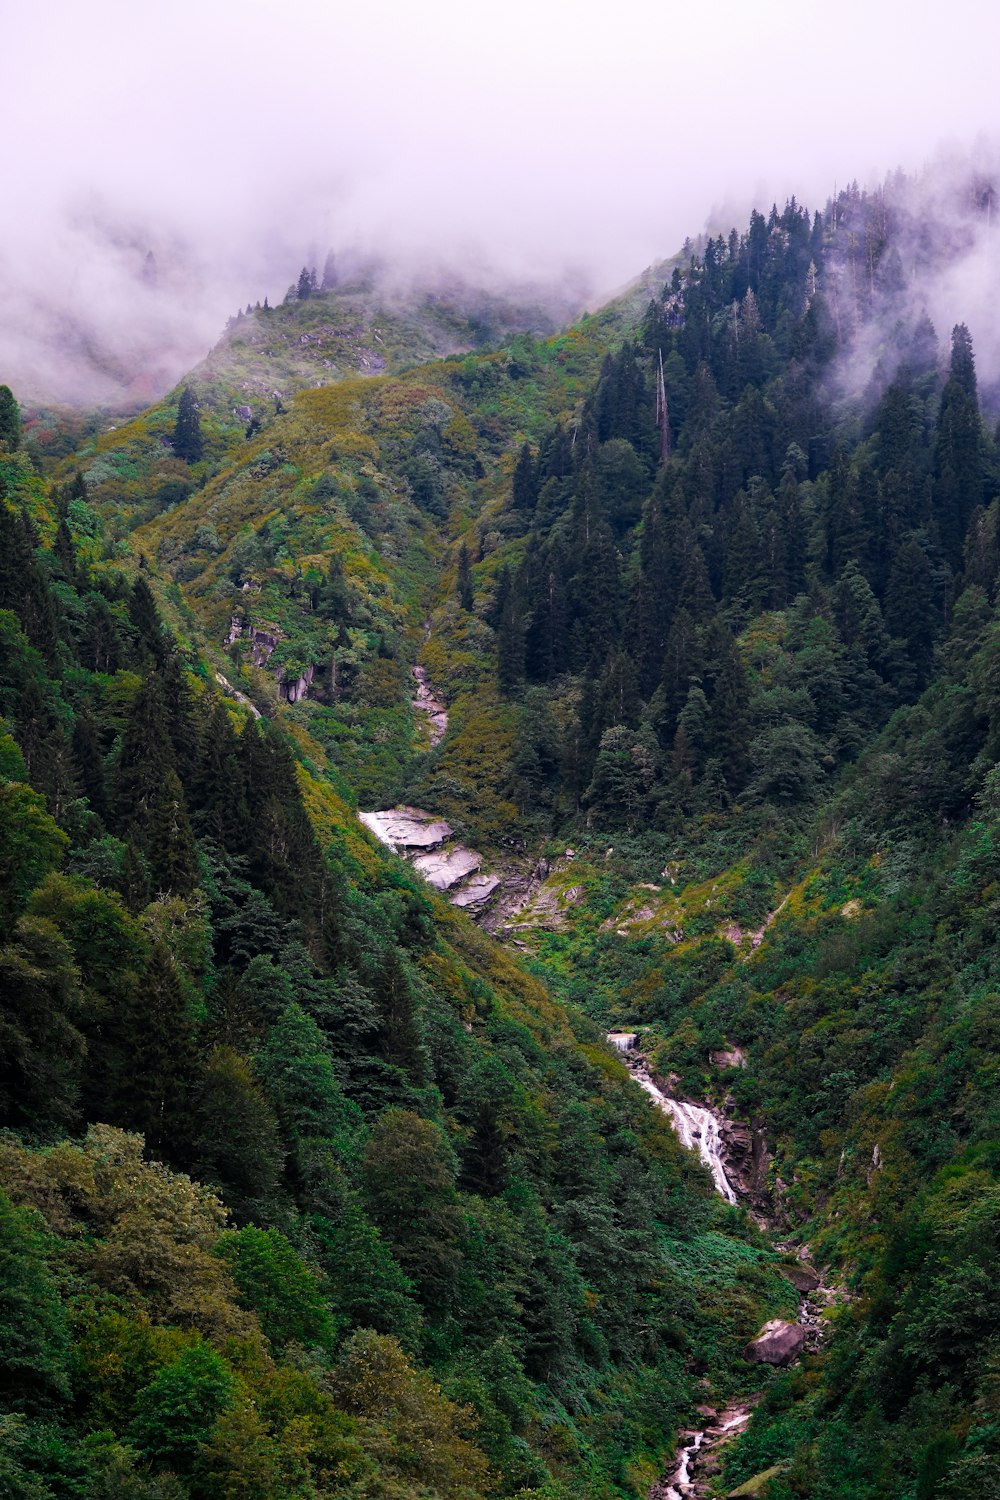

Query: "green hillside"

xmin=4 ymin=168 xmax=1000 ymax=1498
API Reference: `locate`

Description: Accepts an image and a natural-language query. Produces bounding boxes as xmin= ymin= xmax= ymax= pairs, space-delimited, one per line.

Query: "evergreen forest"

xmin=5 ymin=169 xmax=1000 ymax=1498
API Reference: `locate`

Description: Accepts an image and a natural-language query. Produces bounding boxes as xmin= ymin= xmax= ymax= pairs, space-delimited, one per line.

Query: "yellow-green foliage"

xmin=0 ymin=1126 xmax=250 ymax=1340
xmin=413 ymin=702 xmax=519 ymax=844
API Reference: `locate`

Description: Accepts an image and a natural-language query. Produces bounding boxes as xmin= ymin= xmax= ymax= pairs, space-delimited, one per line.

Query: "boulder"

xmin=745 ymin=1319 xmax=806 ymax=1367
xmin=782 ymin=1262 xmax=820 ymax=1293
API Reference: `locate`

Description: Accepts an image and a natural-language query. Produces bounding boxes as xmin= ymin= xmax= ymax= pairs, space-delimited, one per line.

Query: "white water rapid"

xmin=611 ymin=1039 xmax=747 ymax=1497
xmin=629 ymin=1062 xmax=738 ymax=1205
xmin=663 ymin=1431 xmax=705 ymax=1499
xmin=660 ymin=1407 xmax=752 ymax=1499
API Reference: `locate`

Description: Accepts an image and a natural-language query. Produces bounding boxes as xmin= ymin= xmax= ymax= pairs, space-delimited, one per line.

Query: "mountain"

xmin=4 ymin=158 xmax=1000 ymax=1498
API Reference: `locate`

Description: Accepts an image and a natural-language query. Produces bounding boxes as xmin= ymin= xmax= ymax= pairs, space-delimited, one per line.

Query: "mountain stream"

xmin=609 ymin=1034 xmax=831 ymax=1497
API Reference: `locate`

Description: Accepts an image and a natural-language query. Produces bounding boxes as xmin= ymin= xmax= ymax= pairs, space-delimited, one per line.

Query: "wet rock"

xmin=745 ymin=1319 xmax=806 ymax=1366
xmin=411 ymin=664 xmax=448 ymax=746
xmin=605 ymin=1032 xmax=638 ymax=1056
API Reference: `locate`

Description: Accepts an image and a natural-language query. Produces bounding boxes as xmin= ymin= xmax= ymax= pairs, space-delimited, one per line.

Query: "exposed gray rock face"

xmin=281 ymin=664 xmax=315 ymax=703
xmin=358 ymin=807 xmax=452 ymax=850
xmin=411 ymin=846 xmax=482 ymax=890
xmin=358 ymin=805 xmax=498 ymax=911
xmin=745 ymin=1319 xmax=806 ymax=1366
xmin=450 ymin=874 xmax=501 ymax=908
xmin=711 ymin=1046 xmax=747 ymax=1069
xmin=214 ymin=672 xmax=262 ymax=720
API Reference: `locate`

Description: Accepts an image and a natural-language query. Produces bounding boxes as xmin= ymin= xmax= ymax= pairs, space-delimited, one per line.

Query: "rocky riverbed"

xmin=610 ymin=1036 xmax=841 ymax=1497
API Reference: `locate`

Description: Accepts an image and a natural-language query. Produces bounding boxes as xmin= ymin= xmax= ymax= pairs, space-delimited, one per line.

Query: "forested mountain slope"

xmin=5 ymin=162 xmax=1000 ymax=1497
xmin=0 ymin=408 xmax=788 ymax=1495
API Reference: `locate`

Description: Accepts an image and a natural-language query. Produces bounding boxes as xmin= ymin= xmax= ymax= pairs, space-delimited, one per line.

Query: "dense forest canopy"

xmin=5 ymin=167 xmax=1000 ymax=1497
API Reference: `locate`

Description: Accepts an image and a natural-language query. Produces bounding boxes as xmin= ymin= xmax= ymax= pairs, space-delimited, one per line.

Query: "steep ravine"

xmin=608 ymin=1034 xmax=836 ymax=1498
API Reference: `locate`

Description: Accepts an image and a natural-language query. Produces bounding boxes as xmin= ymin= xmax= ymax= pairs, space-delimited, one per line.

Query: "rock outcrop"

xmin=412 ymin=845 xmax=482 ymax=891
xmin=358 ymin=808 xmax=452 ymax=849
xmin=358 ymin=806 xmax=498 ymax=911
xmin=745 ymin=1319 xmax=806 ymax=1366
xmin=450 ymin=874 xmax=500 ymax=908
xmin=280 ymin=663 xmax=315 ymax=703
xmin=411 ymin=665 xmax=448 ymax=745
xmin=782 ymin=1261 xmax=821 ymax=1293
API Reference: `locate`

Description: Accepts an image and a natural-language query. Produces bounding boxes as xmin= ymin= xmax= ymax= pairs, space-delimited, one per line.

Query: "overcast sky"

xmin=5 ymin=0 xmax=1000 ymax=401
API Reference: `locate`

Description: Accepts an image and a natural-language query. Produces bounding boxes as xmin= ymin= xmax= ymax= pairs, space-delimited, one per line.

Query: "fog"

xmin=5 ymin=0 xmax=1000 ymax=404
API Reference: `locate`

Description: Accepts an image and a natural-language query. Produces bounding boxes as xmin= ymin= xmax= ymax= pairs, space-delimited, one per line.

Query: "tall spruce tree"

xmin=934 ymin=323 xmax=982 ymax=566
xmin=172 ymin=387 xmax=203 ymax=464
xmin=0 ymin=385 xmax=21 ymax=450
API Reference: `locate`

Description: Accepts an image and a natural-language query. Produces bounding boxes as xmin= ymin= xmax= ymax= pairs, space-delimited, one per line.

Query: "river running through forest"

xmin=610 ymin=1037 xmax=822 ymax=1497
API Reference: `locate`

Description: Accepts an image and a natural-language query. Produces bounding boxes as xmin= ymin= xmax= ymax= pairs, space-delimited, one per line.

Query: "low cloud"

xmin=5 ymin=0 xmax=1000 ymax=405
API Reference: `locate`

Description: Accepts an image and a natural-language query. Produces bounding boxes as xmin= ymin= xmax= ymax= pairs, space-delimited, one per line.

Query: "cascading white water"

xmin=608 ymin=1037 xmax=749 ymax=1494
xmin=664 ymin=1430 xmax=704 ymax=1498
xmin=629 ymin=1064 xmax=738 ymax=1205
xmin=608 ymin=1031 xmax=638 ymax=1051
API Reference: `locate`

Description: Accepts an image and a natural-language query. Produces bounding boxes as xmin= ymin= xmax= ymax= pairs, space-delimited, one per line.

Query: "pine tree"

xmin=885 ymin=537 xmax=939 ymax=687
xmin=72 ymin=709 xmax=108 ymax=823
xmin=109 ymin=943 xmax=196 ymax=1158
xmin=705 ymin=629 xmax=750 ymax=790
xmin=116 ymin=675 xmax=176 ymax=831
xmin=127 ymin=576 xmax=167 ymax=664
xmin=934 ymin=323 xmax=982 ymax=566
xmin=511 ymin=443 xmax=538 ymax=512
xmin=172 ymin=386 xmax=203 ymax=463
xmin=497 ymin=580 xmax=526 ymax=697
xmin=147 ymin=769 xmax=199 ymax=896
xmin=195 ymin=701 xmax=247 ymax=845
xmin=524 ymin=540 xmax=568 ymax=682
xmin=0 ymin=385 xmax=20 ymax=450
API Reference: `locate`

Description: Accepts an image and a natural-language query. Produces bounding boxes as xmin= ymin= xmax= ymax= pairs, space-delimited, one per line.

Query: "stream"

xmin=610 ymin=1034 xmax=829 ymax=1498
xmin=635 ymin=1072 xmax=738 ymax=1205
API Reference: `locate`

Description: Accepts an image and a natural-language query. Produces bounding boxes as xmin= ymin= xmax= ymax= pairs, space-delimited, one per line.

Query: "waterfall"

xmin=608 ymin=1031 xmax=638 ymax=1052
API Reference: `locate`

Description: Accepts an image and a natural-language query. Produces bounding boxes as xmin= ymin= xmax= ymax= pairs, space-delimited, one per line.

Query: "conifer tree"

xmin=116 ymin=675 xmax=176 ymax=831
xmin=511 ymin=443 xmax=538 ymax=512
xmin=935 ymin=323 xmax=983 ymax=565
xmin=146 ymin=769 xmax=199 ymax=896
xmin=172 ymin=386 xmax=203 ymax=464
xmin=0 ymin=385 xmax=20 ymax=450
